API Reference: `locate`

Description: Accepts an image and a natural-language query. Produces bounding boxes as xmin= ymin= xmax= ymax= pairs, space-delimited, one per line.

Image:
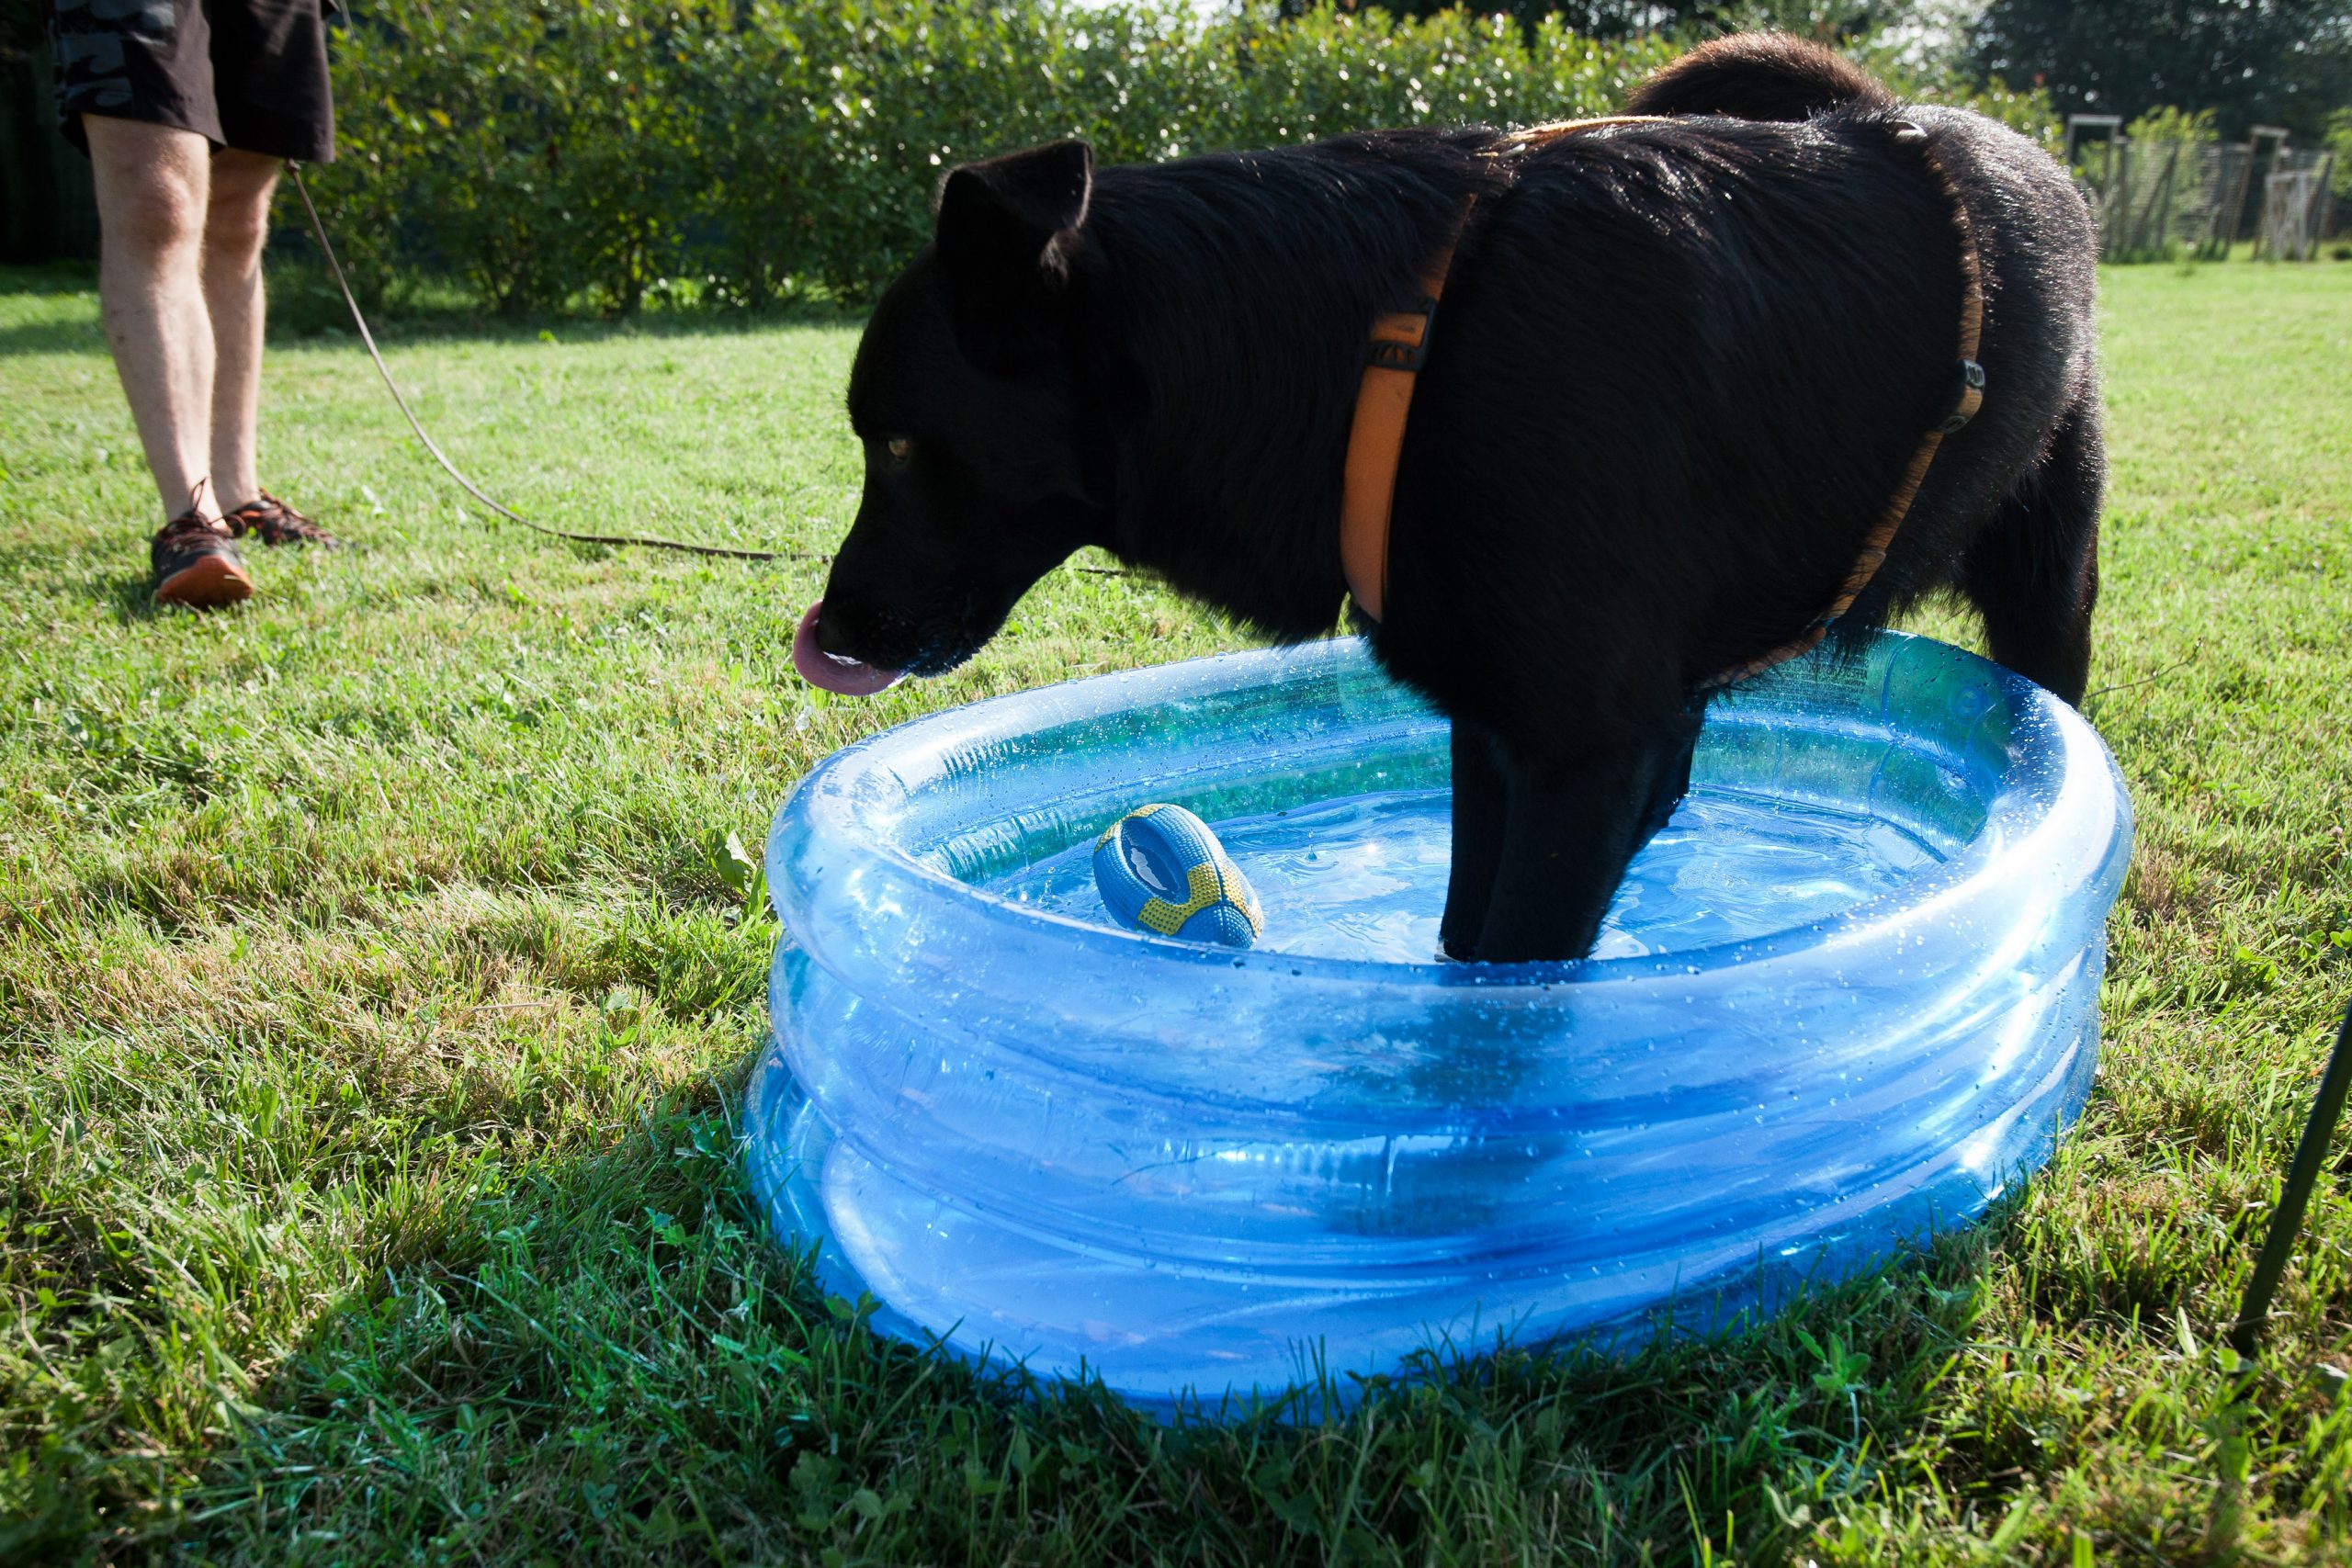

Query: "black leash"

xmin=285 ymin=162 xmax=809 ymax=564
xmin=2228 ymin=992 xmax=2352 ymax=1359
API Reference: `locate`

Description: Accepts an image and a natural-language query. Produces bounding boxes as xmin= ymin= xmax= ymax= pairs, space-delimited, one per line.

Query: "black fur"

xmin=1623 ymin=30 xmax=1896 ymax=120
xmin=817 ymin=33 xmax=2105 ymax=963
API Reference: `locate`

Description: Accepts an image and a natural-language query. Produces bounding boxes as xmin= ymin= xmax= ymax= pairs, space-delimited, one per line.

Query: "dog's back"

xmin=1627 ymin=36 xmax=2102 ymax=687
xmin=1378 ymin=38 xmax=2100 ymax=718
xmin=1625 ymin=31 xmax=1897 ymax=120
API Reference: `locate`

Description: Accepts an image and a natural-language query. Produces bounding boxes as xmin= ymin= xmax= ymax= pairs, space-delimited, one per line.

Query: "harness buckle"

xmin=1366 ymin=295 xmax=1439 ymax=372
xmin=1936 ymin=358 xmax=1986 ymax=434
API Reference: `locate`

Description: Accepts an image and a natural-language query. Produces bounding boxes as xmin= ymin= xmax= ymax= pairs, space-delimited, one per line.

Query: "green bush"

xmin=332 ymin=3 xmax=582 ymax=312
xmin=316 ymin=2 xmax=2053 ymax=315
xmin=319 ymin=0 xmax=1672 ymax=312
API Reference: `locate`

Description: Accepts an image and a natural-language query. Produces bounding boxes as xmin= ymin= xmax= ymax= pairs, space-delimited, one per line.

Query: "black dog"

xmin=801 ymin=34 xmax=2104 ymax=963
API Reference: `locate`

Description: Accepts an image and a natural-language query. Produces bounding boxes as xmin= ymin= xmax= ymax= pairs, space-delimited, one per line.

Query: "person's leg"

xmin=203 ymin=149 xmax=280 ymax=514
xmin=202 ymin=0 xmax=343 ymax=550
xmin=84 ymin=113 xmax=220 ymax=523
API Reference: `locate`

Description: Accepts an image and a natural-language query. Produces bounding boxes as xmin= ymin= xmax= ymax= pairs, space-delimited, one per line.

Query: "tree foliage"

xmin=1969 ymin=0 xmax=2352 ymax=144
xmin=1325 ymin=0 xmax=1905 ymax=44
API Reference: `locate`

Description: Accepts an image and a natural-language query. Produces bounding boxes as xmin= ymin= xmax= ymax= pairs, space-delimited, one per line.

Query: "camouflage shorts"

xmin=50 ymin=0 xmax=334 ymax=164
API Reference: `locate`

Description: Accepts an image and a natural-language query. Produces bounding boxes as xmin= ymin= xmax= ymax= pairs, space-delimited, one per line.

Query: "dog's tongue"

xmin=792 ymin=601 xmax=904 ymax=696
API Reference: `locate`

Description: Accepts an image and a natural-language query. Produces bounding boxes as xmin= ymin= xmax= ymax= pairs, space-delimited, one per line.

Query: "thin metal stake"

xmin=2228 ymin=994 xmax=2352 ymax=1360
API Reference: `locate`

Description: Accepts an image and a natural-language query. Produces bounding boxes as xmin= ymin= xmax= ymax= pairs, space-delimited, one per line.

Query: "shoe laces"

xmin=228 ymin=491 xmax=330 ymax=543
xmin=157 ymin=507 xmax=233 ymax=548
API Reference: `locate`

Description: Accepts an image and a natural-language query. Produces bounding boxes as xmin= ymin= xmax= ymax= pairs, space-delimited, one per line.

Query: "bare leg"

xmin=204 ymin=150 xmax=281 ymax=514
xmin=84 ymin=114 xmax=219 ymax=523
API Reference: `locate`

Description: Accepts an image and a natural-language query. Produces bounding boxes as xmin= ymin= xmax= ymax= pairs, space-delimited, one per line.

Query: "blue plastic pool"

xmin=747 ymin=633 xmax=2132 ymax=1405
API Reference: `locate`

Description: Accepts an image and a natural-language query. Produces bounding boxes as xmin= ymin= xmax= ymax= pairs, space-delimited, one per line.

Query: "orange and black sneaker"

xmin=150 ymin=513 xmax=254 ymax=608
xmin=226 ymin=491 xmax=343 ymax=548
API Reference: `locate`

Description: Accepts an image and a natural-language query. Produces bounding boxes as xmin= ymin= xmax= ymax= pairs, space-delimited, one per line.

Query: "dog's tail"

xmin=1623 ymin=33 xmax=1894 ymax=121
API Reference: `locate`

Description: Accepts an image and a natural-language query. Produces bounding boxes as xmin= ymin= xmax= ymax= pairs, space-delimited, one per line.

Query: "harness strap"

xmin=1338 ymin=215 xmax=1466 ymax=623
xmin=1338 ymin=116 xmax=1988 ymax=697
xmin=1340 ymin=117 xmax=1668 ymax=623
xmin=1698 ymin=122 xmax=1986 ymax=690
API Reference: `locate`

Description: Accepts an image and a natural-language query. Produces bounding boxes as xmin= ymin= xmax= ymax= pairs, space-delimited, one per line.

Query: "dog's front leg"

xmin=1441 ymin=718 xmax=1510 ymax=961
xmin=1473 ymin=716 xmax=1703 ymax=964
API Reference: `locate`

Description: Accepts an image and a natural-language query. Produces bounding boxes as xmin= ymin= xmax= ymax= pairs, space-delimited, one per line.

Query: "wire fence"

xmin=2076 ymin=139 xmax=2340 ymax=261
xmin=2253 ymin=151 xmax=2340 ymax=259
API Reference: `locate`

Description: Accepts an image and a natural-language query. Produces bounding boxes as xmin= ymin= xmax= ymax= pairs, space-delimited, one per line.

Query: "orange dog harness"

xmin=1337 ymin=116 xmax=1986 ymax=690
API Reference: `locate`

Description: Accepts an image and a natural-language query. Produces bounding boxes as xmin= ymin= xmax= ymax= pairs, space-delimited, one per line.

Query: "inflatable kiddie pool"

xmin=745 ymin=632 xmax=2131 ymax=1405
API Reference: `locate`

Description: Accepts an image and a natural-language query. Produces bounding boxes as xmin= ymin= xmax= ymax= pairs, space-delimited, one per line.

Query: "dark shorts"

xmin=49 ymin=0 xmax=335 ymax=164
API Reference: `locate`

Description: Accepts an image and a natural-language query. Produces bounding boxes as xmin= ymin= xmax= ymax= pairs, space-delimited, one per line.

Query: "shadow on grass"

xmin=0 ymin=263 xmax=106 ymax=355
xmin=0 ymin=534 xmax=192 ymax=625
xmin=264 ymin=262 xmax=869 ymax=351
xmin=134 ymin=1086 xmax=2030 ymax=1564
xmin=0 ymin=260 xmax=868 ymax=359
xmin=0 ymin=260 xmax=99 ymax=297
xmin=0 ymin=318 xmax=109 ymax=355
xmin=0 ymin=531 xmax=152 ymax=612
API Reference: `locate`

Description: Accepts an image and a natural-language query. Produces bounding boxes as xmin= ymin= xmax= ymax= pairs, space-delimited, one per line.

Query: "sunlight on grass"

xmin=1 ymin=258 xmax=2347 ymax=1562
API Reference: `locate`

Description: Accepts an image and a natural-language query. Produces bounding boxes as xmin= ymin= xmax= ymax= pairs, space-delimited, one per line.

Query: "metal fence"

xmin=2254 ymin=150 xmax=2340 ymax=260
xmin=2076 ymin=137 xmax=2340 ymax=261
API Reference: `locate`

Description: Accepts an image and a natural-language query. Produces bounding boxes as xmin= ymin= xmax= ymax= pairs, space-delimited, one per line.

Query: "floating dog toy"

xmin=1091 ymin=804 xmax=1264 ymax=948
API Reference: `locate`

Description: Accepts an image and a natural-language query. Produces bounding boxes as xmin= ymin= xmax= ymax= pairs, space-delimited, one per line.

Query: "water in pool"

xmin=993 ymin=787 xmax=1946 ymax=962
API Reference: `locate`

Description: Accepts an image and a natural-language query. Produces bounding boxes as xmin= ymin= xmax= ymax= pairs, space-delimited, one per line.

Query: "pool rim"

xmin=766 ymin=631 xmax=2115 ymax=989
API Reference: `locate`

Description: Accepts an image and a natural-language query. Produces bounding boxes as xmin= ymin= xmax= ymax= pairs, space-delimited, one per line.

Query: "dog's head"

xmin=796 ymin=140 xmax=1110 ymax=694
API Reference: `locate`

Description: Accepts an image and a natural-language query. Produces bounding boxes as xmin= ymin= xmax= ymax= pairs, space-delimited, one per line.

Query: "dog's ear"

xmin=935 ymin=140 xmax=1093 ymax=373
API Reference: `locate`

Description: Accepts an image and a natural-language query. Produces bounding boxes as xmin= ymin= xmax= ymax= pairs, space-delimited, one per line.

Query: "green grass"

xmin=1 ymin=254 xmax=2347 ymax=1564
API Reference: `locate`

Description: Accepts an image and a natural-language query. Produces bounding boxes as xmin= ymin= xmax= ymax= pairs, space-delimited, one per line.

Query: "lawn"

xmin=1 ymin=256 xmax=2347 ymax=1564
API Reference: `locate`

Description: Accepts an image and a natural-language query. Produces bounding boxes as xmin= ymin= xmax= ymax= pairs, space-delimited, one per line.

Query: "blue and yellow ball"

xmin=1091 ymin=804 xmax=1264 ymax=949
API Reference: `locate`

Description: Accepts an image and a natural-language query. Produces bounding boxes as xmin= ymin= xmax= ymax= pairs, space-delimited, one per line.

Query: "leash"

xmin=285 ymin=163 xmax=812 ymax=565
xmin=1336 ymin=117 xmax=1987 ymax=694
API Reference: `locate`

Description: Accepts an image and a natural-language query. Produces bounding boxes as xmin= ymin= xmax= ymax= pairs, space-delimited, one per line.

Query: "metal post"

xmin=2146 ymin=144 xmax=2178 ymax=256
xmin=2215 ymin=144 xmax=2258 ymax=257
xmin=2111 ymin=145 xmax=2135 ymax=260
xmin=2244 ymin=127 xmax=2292 ymax=258
xmin=2229 ymin=996 xmax=2352 ymax=1360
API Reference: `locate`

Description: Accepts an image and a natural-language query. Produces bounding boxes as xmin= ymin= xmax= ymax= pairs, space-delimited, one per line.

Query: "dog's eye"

xmin=885 ymin=437 xmax=912 ymax=465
